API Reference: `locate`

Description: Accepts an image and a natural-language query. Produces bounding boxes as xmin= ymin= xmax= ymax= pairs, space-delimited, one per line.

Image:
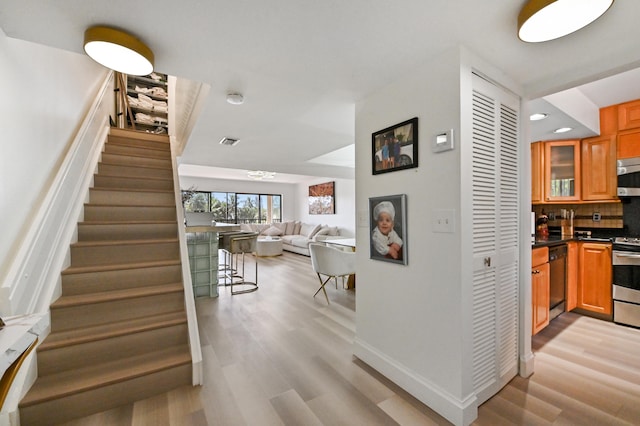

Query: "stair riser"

xmin=103 ymin=143 xmax=171 ymax=160
xmin=78 ymin=223 xmax=177 ymax=241
xmin=101 ymin=152 xmax=171 ymax=169
xmin=109 ymin=129 xmax=170 ymax=144
xmin=50 ymin=292 xmax=185 ymax=332
xmin=84 ymin=205 xmax=177 ymax=222
xmin=62 ymin=263 xmax=182 ymax=296
xmin=89 ymin=188 xmax=175 ymax=206
xmin=19 ymin=363 xmax=191 ymax=426
xmin=98 ymin=162 xmax=173 ymax=179
xmin=38 ymin=325 xmax=189 ymax=376
xmin=107 ymin=136 xmax=170 ymax=152
xmin=71 ymin=241 xmax=180 ymax=267
xmin=94 ymin=174 xmax=174 ymax=191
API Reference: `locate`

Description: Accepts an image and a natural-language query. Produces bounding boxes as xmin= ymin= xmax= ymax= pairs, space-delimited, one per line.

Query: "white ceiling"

xmin=2 ymin=1 xmax=640 ymax=183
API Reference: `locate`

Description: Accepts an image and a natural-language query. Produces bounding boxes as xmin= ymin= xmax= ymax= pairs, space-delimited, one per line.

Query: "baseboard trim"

xmin=353 ymin=338 xmax=477 ymax=426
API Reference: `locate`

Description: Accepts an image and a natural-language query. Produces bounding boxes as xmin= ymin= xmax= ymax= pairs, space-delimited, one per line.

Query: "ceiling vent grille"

xmin=219 ymin=137 xmax=239 ymax=146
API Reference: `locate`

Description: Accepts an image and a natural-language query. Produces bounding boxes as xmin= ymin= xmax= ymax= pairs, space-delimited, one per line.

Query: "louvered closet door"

xmin=471 ymin=74 xmax=520 ymax=405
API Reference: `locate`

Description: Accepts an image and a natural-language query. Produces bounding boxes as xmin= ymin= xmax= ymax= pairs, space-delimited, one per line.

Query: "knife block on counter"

xmin=561 ymin=219 xmax=573 ymax=237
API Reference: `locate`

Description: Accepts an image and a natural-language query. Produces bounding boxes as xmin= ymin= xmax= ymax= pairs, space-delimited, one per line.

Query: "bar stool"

xmin=220 ymin=231 xmax=259 ymax=295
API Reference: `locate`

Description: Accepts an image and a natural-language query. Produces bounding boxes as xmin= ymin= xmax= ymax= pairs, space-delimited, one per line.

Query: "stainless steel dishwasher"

xmin=549 ymin=244 xmax=567 ymax=321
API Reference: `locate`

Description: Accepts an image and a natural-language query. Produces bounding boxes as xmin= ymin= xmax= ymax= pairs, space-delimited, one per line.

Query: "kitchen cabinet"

xmin=544 ymin=140 xmax=581 ymax=202
xmin=599 ymin=105 xmax=618 ymax=136
xmin=617 ymin=128 xmax=640 ymax=160
xmin=577 ymin=242 xmax=612 ymax=317
xmin=532 ymin=246 xmax=550 ymax=335
xmin=531 ymin=142 xmax=544 ymax=203
xmin=617 ymin=99 xmax=640 ymax=131
xmin=566 ymin=241 xmax=578 ymax=311
xmin=581 ymin=135 xmax=616 ymax=200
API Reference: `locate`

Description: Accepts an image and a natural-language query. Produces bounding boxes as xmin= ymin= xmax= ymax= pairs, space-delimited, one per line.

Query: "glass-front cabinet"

xmin=544 ymin=140 xmax=581 ymax=202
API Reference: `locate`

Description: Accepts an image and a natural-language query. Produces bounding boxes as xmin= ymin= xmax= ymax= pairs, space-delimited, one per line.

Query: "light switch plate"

xmin=432 ymin=209 xmax=455 ymax=233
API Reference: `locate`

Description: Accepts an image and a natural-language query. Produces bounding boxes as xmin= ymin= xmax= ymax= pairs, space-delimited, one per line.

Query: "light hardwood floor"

xmin=62 ymin=252 xmax=640 ymax=425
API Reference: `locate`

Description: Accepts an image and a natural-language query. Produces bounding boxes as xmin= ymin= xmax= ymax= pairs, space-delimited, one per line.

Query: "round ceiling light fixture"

xmin=226 ymin=92 xmax=244 ymax=105
xmin=518 ymin=0 xmax=614 ymax=43
xmin=247 ymin=170 xmax=276 ymax=180
xmin=554 ymin=127 xmax=573 ymax=133
xmin=84 ymin=26 xmax=154 ymax=75
xmin=530 ymin=112 xmax=549 ymax=121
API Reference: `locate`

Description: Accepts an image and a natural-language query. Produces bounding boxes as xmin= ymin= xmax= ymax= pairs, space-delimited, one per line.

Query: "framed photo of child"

xmin=368 ymin=194 xmax=408 ymax=265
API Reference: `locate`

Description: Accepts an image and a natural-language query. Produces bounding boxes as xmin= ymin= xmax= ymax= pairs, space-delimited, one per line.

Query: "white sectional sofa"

xmin=240 ymin=221 xmax=345 ymax=256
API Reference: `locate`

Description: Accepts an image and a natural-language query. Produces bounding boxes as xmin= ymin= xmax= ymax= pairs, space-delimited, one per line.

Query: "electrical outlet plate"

xmin=593 ymin=212 xmax=601 ymax=222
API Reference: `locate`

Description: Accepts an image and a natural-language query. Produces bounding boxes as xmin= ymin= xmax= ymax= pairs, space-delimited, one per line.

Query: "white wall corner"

xmin=354 ymin=338 xmax=478 ymax=426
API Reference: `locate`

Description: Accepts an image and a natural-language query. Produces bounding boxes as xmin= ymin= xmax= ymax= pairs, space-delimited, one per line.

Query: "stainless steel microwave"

xmin=617 ymin=157 xmax=640 ymax=196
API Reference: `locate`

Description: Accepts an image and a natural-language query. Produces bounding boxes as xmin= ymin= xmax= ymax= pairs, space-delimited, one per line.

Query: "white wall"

xmin=354 ymin=47 xmax=468 ymax=423
xmin=0 ymin=28 xmax=107 ymax=280
xmin=295 ymin=178 xmax=355 ymax=237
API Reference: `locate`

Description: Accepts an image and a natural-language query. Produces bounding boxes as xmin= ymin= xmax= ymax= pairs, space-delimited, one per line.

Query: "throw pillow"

xmin=300 ymin=223 xmax=322 ymax=238
xmin=327 ymin=226 xmax=339 ymax=236
xmin=273 ymin=222 xmax=287 ymax=233
xmin=240 ymin=224 xmax=252 ymax=232
xmin=293 ymin=221 xmax=302 ymax=235
xmin=315 ymin=226 xmax=331 ymax=236
xmin=263 ymin=226 xmax=283 ymax=236
xmin=285 ymin=221 xmax=295 ymax=235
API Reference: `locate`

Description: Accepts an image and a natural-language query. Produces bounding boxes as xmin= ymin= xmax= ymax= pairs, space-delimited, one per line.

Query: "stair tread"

xmin=91 ymin=186 xmax=174 ymax=194
xmin=52 ymin=282 xmax=183 ymax=309
xmin=95 ymin=173 xmax=173 ymax=181
xmin=39 ymin=311 xmax=187 ymax=351
xmin=20 ymin=345 xmax=191 ymax=406
xmin=62 ymin=259 xmax=182 ymax=275
xmin=99 ymin=160 xmax=171 ymax=171
xmin=71 ymin=237 xmax=178 ymax=248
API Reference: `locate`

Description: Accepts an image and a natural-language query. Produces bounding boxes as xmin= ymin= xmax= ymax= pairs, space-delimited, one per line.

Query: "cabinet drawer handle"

xmin=532 ymin=269 xmax=540 ymax=274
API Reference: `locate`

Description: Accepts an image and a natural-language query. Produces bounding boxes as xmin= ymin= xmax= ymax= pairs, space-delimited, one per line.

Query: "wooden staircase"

xmin=19 ymin=129 xmax=192 ymax=425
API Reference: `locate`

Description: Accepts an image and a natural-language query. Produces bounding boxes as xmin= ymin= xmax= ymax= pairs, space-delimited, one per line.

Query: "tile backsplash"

xmin=532 ymin=203 xmax=623 ymax=229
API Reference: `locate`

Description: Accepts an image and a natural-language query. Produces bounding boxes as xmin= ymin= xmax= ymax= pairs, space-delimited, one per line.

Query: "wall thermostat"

xmin=433 ymin=129 xmax=454 ymax=153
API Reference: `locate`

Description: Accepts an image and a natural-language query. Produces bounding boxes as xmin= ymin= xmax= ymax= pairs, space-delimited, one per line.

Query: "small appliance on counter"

xmin=536 ymin=211 xmax=549 ymax=239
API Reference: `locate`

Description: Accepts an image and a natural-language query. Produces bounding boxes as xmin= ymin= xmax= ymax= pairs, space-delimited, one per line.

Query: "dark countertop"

xmin=532 ymin=236 xmax=573 ymax=248
xmin=532 ymin=235 xmax=614 ymax=248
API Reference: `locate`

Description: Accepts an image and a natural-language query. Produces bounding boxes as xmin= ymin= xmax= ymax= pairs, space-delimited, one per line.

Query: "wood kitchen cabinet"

xmin=532 ymin=247 xmax=550 ymax=335
xmin=617 ymin=128 xmax=640 ymax=160
xmin=531 ymin=142 xmax=543 ymax=203
xmin=581 ymin=135 xmax=616 ymax=200
xmin=566 ymin=241 xmax=578 ymax=311
xmin=618 ymin=99 xmax=640 ymax=131
xmin=544 ymin=140 xmax=581 ymax=202
xmin=577 ymin=242 xmax=612 ymax=317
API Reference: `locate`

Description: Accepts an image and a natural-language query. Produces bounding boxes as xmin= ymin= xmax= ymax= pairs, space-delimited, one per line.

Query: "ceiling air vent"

xmin=219 ymin=137 xmax=239 ymax=146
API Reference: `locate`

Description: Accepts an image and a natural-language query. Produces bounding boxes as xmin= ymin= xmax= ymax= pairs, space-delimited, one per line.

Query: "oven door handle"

xmin=614 ymin=253 xmax=640 ymax=258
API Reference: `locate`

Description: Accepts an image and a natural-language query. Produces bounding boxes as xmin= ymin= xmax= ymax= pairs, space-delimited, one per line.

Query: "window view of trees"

xmin=182 ymin=190 xmax=281 ymax=224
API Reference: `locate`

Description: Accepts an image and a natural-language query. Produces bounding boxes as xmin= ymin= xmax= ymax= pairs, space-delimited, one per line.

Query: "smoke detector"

xmin=219 ymin=137 xmax=239 ymax=146
xmin=226 ymin=92 xmax=244 ymax=105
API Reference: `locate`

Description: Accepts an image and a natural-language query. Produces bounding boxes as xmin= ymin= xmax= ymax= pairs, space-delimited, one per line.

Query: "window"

xmin=181 ymin=190 xmax=281 ymax=224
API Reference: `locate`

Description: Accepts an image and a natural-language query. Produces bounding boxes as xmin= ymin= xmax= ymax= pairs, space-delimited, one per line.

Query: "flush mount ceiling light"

xmin=518 ymin=0 xmax=614 ymax=43
xmin=247 ymin=170 xmax=276 ymax=180
xmin=530 ymin=112 xmax=549 ymax=121
xmin=554 ymin=127 xmax=573 ymax=133
xmin=84 ymin=26 xmax=154 ymax=75
xmin=226 ymin=93 xmax=244 ymax=105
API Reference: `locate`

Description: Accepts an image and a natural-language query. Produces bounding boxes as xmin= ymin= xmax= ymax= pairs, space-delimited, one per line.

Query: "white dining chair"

xmin=309 ymin=243 xmax=356 ymax=304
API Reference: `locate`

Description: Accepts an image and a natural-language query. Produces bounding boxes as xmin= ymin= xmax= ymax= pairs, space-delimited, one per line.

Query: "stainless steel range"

xmin=612 ymin=237 xmax=640 ymax=328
